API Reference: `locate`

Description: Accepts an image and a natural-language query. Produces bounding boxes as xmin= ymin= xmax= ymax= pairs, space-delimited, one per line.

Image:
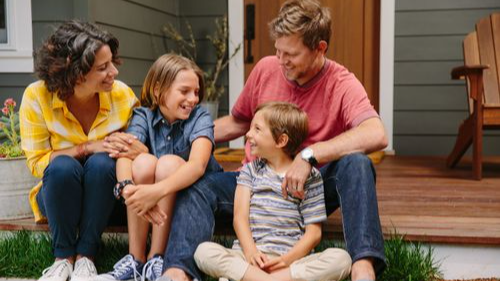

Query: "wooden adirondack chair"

xmin=447 ymin=13 xmax=500 ymax=180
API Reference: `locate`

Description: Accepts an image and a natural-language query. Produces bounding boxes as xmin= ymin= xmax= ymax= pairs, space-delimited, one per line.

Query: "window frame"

xmin=0 ymin=0 xmax=33 ymax=73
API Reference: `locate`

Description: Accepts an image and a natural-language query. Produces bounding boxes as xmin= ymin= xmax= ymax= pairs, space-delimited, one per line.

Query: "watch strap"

xmin=114 ymin=179 xmax=134 ymax=201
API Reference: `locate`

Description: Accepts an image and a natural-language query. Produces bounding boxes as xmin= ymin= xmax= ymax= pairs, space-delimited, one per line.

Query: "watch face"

xmin=302 ymin=148 xmax=313 ymax=159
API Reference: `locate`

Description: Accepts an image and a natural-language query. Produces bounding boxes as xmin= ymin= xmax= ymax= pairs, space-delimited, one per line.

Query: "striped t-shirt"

xmin=233 ymin=159 xmax=327 ymax=255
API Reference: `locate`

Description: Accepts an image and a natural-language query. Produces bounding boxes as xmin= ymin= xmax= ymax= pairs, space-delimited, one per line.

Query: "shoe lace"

xmin=112 ymin=254 xmax=141 ymax=281
xmin=73 ymin=257 xmax=97 ymax=277
xmin=142 ymin=256 xmax=163 ymax=281
xmin=41 ymin=259 xmax=72 ymax=278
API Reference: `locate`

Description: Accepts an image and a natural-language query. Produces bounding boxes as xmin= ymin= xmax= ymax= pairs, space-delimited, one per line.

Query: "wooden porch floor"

xmin=323 ymin=155 xmax=500 ymax=245
xmin=1 ymin=155 xmax=500 ymax=245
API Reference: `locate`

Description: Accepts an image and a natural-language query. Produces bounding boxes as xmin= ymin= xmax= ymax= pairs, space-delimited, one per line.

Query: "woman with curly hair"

xmin=19 ymin=20 xmax=144 ymax=281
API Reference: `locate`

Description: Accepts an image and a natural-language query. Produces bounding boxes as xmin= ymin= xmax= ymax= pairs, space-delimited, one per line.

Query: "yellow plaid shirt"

xmin=20 ymin=80 xmax=139 ymax=222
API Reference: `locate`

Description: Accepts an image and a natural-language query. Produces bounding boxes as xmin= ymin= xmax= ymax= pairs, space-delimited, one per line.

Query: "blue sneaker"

xmin=97 ymin=254 xmax=143 ymax=281
xmin=142 ymin=254 xmax=163 ymax=281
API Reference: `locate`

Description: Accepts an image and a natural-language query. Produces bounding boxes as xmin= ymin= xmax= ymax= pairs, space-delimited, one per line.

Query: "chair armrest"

xmin=451 ymin=65 xmax=489 ymax=80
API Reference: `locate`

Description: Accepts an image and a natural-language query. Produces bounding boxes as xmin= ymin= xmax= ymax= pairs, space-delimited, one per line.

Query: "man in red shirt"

xmin=160 ymin=1 xmax=387 ymax=281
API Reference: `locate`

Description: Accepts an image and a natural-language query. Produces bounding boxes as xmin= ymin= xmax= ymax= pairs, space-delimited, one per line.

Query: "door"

xmin=243 ymin=0 xmax=380 ymax=111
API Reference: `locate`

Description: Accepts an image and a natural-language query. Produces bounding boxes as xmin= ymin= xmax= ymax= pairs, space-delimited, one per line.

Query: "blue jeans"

xmin=36 ymin=153 xmax=117 ymax=258
xmin=164 ymin=153 xmax=386 ymax=280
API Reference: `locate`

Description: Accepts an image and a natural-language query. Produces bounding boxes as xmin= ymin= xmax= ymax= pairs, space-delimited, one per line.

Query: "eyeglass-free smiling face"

xmin=158 ymin=69 xmax=200 ymax=124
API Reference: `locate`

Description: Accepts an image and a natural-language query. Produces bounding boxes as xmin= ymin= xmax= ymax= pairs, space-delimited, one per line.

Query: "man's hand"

xmin=281 ymin=155 xmax=312 ymax=199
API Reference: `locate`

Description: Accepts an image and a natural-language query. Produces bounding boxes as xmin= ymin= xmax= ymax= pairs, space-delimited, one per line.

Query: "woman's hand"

xmin=85 ymin=140 xmax=108 ymax=154
xmin=104 ymin=132 xmax=148 ymax=159
xmin=123 ymin=184 xmax=163 ymax=216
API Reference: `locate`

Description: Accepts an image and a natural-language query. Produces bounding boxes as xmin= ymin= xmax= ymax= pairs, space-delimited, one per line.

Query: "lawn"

xmin=0 ymin=230 xmax=443 ymax=281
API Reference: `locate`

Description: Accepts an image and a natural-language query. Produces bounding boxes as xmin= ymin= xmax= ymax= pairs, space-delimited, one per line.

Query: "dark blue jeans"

xmin=36 ymin=153 xmax=117 ymax=258
xmin=164 ymin=153 xmax=386 ymax=280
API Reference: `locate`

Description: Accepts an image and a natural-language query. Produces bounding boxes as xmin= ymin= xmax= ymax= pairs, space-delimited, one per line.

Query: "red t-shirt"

xmin=232 ymin=56 xmax=379 ymax=163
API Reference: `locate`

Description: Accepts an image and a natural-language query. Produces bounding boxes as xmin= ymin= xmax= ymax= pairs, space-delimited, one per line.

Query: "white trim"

xmin=432 ymin=243 xmax=500 ymax=279
xmin=228 ymin=0 xmax=245 ymax=148
xmin=379 ymin=0 xmax=395 ymax=152
xmin=0 ymin=0 xmax=33 ymax=73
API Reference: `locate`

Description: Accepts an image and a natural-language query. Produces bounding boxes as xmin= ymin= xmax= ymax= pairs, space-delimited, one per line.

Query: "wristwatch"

xmin=114 ymin=179 xmax=134 ymax=202
xmin=300 ymin=147 xmax=318 ymax=166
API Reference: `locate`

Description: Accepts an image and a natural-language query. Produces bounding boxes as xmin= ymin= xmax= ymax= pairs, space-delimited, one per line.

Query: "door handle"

xmin=245 ymin=4 xmax=255 ymax=63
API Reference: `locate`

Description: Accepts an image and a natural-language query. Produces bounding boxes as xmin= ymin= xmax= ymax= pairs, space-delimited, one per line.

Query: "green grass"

xmin=379 ymin=233 xmax=442 ymax=281
xmin=0 ymin=230 xmax=442 ymax=280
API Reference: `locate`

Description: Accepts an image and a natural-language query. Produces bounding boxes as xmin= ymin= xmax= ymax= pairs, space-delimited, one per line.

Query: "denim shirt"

xmin=126 ymin=105 xmax=222 ymax=173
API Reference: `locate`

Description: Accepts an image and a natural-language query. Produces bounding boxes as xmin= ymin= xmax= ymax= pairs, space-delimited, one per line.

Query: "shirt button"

xmin=167 ymin=136 xmax=171 ymax=140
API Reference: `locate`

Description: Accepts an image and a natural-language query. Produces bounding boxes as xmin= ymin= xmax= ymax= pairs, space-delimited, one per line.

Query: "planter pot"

xmin=0 ymin=156 xmax=38 ymax=220
xmin=200 ymin=101 xmax=219 ymax=121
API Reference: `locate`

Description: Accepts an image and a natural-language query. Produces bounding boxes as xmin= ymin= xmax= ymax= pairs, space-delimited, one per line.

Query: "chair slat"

xmin=463 ymin=32 xmax=480 ymax=114
xmin=476 ymin=15 xmax=500 ymax=104
xmin=492 ymin=13 xmax=500 ymax=95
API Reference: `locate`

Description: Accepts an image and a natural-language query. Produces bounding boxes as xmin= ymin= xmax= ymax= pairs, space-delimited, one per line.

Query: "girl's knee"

xmin=155 ymin=155 xmax=185 ymax=180
xmin=132 ymin=153 xmax=158 ymax=183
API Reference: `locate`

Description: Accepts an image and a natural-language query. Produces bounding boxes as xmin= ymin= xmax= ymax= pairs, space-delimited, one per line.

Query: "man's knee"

xmin=337 ymin=153 xmax=375 ymax=183
xmin=339 ymin=153 xmax=373 ymax=170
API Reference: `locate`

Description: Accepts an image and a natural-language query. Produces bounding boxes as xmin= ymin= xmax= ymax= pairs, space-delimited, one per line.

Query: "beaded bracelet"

xmin=76 ymin=142 xmax=88 ymax=159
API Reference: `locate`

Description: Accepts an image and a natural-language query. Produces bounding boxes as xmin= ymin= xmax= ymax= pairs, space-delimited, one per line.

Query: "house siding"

xmin=1 ymin=0 xmax=229 ymax=118
xmin=179 ymin=0 xmax=229 ymax=116
xmin=394 ymin=0 xmax=500 ymax=155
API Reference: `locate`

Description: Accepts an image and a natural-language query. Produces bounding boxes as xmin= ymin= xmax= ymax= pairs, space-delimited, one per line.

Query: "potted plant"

xmin=163 ymin=16 xmax=241 ymax=120
xmin=0 ymin=98 xmax=38 ymax=220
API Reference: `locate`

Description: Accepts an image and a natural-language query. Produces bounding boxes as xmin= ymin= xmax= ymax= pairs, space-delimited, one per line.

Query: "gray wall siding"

xmin=89 ymin=0 xmax=178 ymax=94
xmin=1 ymin=0 xmax=179 ymax=104
xmin=394 ymin=0 xmax=500 ymax=155
xmin=1 ymin=0 xmax=228 ymax=118
xmin=0 ymin=0 xmax=71 ymax=105
xmin=179 ymin=0 xmax=229 ymax=116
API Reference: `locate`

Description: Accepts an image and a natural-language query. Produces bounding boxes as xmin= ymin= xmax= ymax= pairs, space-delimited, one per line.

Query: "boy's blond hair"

xmin=269 ymin=0 xmax=331 ymax=50
xmin=141 ymin=53 xmax=205 ymax=110
xmin=255 ymin=102 xmax=308 ymax=157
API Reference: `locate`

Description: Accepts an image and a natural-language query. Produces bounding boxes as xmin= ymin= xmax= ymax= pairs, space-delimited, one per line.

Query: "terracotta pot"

xmin=0 ymin=156 xmax=37 ymax=220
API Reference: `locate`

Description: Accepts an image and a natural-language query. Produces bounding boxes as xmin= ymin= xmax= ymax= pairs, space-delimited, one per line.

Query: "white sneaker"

xmin=71 ymin=257 xmax=98 ymax=281
xmin=38 ymin=259 xmax=73 ymax=281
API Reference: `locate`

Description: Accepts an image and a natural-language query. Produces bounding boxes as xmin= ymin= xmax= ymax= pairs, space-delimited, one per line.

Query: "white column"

xmin=379 ymin=0 xmax=395 ymax=153
xmin=228 ymin=0 xmax=245 ymax=148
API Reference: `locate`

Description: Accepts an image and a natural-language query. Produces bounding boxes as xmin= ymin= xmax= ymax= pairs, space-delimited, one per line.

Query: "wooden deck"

xmin=323 ymin=155 xmax=500 ymax=245
xmin=1 ymin=154 xmax=500 ymax=245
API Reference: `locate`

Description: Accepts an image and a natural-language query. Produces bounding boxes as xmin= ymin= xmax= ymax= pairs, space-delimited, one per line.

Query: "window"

xmin=0 ymin=0 xmax=33 ymax=73
xmin=0 ymin=0 xmax=7 ymax=44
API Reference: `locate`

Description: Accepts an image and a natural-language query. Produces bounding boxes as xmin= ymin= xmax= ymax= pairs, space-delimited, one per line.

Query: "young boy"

xmin=194 ymin=102 xmax=352 ymax=281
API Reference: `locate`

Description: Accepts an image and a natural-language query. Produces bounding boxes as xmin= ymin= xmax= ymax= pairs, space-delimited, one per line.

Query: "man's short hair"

xmin=269 ymin=0 xmax=332 ymax=50
xmin=255 ymin=102 xmax=308 ymax=157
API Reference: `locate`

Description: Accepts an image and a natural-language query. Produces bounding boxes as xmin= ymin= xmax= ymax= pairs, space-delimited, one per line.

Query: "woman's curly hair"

xmin=35 ymin=20 xmax=121 ymax=100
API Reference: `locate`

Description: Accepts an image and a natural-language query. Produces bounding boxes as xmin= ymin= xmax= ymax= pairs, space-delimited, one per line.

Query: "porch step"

xmin=1 ymin=154 xmax=499 ymax=247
